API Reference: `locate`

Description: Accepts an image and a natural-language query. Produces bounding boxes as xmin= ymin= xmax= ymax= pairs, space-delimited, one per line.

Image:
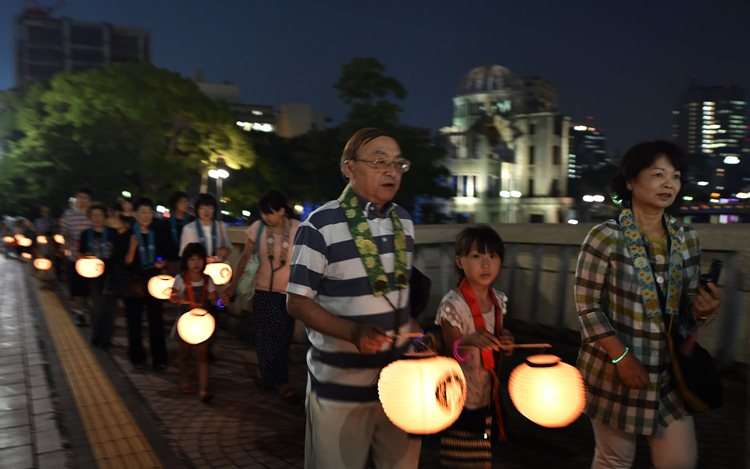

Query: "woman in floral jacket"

xmin=575 ymin=141 xmax=721 ymax=469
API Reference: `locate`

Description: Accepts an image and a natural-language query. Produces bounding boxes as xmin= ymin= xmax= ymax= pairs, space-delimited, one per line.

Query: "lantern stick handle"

xmin=503 ymin=343 xmax=553 ymax=350
xmin=393 ymin=332 xmax=425 ymax=339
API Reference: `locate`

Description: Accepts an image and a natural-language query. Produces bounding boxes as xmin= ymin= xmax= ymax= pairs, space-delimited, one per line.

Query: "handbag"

xmin=666 ymin=314 xmax=723 ymax=413
xmin=236 ymin=222 xmax=265 ymax=309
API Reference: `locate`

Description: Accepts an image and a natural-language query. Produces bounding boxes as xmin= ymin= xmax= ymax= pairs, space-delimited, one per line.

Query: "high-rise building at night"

xmin=672 ymin=85 xmax=748 ymax=193
xmin=440 ymin=65 xmax=573 ymax=223
xmin=14 ymin=5 xmax=150 ymax=85
xmin=567 ymin=121 xmax=609 ymax=196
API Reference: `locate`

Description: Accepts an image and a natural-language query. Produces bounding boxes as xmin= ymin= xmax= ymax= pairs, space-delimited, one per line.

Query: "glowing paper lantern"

xmin=508 ymin=354 xmax=585 ymax=428
xmin=75 ymin=256 xmax=105 ymax=279
xmin=53 ymin=234 xmax=65 ymax=244
xmin=15 ymin=235 xmax=32 ymax=247
xmin=204 ymin=262 xmax=232 ymax=285
xmin=2 ymin=235 xmax=14 ymax=245
xmin=378 ymin=355 xmax=467 ymax=434
xmin=33 ymin=258 xmax=53 ymax=271
xmin=36 ymin=235 xmax=48 ymax=245
xmin=148 ymin=275 xmax=175 ymax=300
xmin=176 ymin=308 xmax=216 ymax=345
xmin=21 ymin=252 xmax=32 ymax=261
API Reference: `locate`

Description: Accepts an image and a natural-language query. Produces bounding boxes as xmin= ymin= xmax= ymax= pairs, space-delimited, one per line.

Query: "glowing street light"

xmin=121 ymin=190 xmax=132 ymax=198
xmin=697 ymin=181 xmax=709 ymax=187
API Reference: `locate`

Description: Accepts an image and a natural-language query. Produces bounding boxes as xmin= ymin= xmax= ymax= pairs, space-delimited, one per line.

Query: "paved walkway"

xmin=0 ymin=254 xmax=746 ymax=468
xmin=0 ymin=256 xmax=70 ymax=468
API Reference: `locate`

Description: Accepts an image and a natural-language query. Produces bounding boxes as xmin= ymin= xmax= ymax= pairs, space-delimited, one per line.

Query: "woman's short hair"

xmin=454 ymin=225 xmax=505 ymax=279
xmin=611 ymin=141 xmax=687 ymax=204
xmin=194 ymin=193 xmax=218 ymax=217
xmin=180 ymin=242 xmax=207 ymax=273
xmin=86 ymin=203 xmax=107 ymax=217
xmin=169 ymin=191 xmax=189 ymax=210
xmin=133 ymin=197 xmax=154 ymax=211
xmin=258 ymin=190 xmax=295 ymax=218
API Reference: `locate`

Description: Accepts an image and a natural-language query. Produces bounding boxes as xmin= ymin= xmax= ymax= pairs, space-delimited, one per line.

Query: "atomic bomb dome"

xmin=459 ymin=65 xmax=520 ymax=96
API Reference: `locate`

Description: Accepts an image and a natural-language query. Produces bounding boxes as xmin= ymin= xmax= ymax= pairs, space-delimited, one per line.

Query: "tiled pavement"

xmin=1 ymin=253 xmax=747 ymax=468
xmin=0 ymin=256 xmax=70 ymax=468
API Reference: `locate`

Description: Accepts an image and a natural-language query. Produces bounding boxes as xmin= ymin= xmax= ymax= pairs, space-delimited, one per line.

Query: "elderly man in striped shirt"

xmin=287 ymin=128 xmax=422 ymax=469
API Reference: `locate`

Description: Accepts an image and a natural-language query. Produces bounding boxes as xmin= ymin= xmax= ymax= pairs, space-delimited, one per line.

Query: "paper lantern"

xmin=204 ymin=262 xmax=232 ymax=285
xmin=176 ymin=308 xmax=216 ymax=345
xmin=36 ymin=235 xmax=48 ymax=245
xmin=33 ymin=258 xmax=53 ymax=271
xmin=53 ymin=234 xmax=65 ymax=244
xmin=15 ymin=235 xmax=32 ymax=247
xmin=75 ymin=256 xmax=105 ymax=278
xmin=2 ymin=235 xmax=14 ymax=245
xmin=21 ymin=252 xmax=32 ymax=261
xmin=148 ymin=275 xmax=175 ymax=300
xmin=378 ymin=355 xmax=467 ymax=434
xmin=508 ymin=354 xmax=585 ymax=428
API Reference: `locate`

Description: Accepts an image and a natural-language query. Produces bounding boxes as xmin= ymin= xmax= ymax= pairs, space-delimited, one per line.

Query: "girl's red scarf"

xmin=458 ymin=278 xmax=508 ymax=441
xmin=184 ymin=274 xmax=209 ymax=308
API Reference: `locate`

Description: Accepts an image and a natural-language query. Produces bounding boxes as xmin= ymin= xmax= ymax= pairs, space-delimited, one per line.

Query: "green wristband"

xmin=611 ymin=346 xmax=630 ymax=364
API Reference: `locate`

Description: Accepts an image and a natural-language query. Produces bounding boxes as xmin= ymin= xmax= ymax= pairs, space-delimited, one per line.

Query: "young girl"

xmin=170 ymin=242 xmax=217 ymax=403
xmin=435 ymin=225 xmax=514 ymax=469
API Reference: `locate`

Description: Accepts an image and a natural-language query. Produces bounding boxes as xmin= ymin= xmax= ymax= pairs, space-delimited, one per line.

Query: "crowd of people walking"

xmin=1 ymin=129 xmax=723 ymax=469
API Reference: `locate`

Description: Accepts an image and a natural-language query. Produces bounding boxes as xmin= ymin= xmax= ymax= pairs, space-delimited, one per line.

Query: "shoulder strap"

xmin=253 ymin=222 xmax=265 ymax=255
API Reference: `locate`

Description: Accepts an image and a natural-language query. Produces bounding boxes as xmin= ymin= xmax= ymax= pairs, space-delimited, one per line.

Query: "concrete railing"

xmin=227 ymin=223 xmax=749 ymax=365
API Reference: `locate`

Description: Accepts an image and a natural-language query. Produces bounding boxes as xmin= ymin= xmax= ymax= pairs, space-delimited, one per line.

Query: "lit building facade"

xmin=567 ymin=121 xmax=609 ymax=197
xmin=14 ymin=7 xmax=149 ymax=85
xmin=440 ymin=65 xmax=573 ymax=223
xmin=673 ymin=85 xmax=748 ymax=193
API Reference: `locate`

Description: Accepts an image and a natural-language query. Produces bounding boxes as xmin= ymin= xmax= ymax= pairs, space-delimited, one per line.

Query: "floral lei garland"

xmin=338 ymin=184 xmax=408 ymax=296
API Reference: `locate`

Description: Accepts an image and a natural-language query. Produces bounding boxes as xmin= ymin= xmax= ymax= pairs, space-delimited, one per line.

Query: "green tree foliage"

xmin=0 ymin=63 xmax=254 ymax=216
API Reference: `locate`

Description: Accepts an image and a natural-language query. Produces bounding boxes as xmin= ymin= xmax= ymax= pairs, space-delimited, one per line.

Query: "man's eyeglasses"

xmin=352 ymin=158 xmax=411 ymax=173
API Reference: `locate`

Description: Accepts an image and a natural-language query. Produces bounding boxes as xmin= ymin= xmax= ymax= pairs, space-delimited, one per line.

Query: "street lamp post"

xmin=208 ymin=161 xmax=230 ymax=220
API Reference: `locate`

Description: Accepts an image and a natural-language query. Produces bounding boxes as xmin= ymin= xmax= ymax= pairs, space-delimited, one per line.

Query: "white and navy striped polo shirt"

xmin=287 ymin=196 xmax=415 ymax=404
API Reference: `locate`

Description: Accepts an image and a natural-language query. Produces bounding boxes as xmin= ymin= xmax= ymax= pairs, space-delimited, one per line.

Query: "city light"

xmin=567 ymin=219 xmax=579 ymax=225
xmin=573 ymin=125 xmax=588 ymax=131
xmin=156 ymin=205 xmax=167 ymax=214
xmin=241 ymin=210 xmax=251 ymax=217
xmin=736 ymin=192 xmax=750 ymax=199
xmin=121 ymin=190 xmax=131 ymax=198
xmin=294 ymin=204 xmax=304 ymax=214
xmin=582 ymin=194 xmax=605 ymax=203
xmin=500 ymin=190 xmax=511 ymax=198
xmin=682 ymin=195 xmax=694 ymax=201
xmin=510 ymin=190 xmax=522 ymax=198
xmin=723 ymin=156 xmax=740 ymax=165
xmin=697 ymin=181 xmax=709 ymax=186
xmin=221 ymin=210 xmax=230 ymax=215
xmin=236 ymin=121 xmax=274 ymax=133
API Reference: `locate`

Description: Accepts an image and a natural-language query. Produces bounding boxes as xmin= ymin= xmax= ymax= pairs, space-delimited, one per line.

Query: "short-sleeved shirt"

xmin=245 ymin=219 xmax=300 ymax=294
xmin=435 ymin=288 xmax=508 ymax=409
xmin=61 ymin=208 xmax=92 ymax=259
xmin=179 ymin=220 xmax=229 ymax=257
xmin=172 ymin=274 xmax=217 ymax=310
xmin=287 ymin=195 xmax=415 ymax=404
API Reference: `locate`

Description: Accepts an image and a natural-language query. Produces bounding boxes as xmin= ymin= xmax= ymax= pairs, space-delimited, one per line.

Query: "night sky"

xmin=1 ymin=0 xmax=748 ymax=153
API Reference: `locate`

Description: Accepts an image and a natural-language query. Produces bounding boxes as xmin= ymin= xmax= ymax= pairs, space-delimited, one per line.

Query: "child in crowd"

xmin=435 ymin=225 xmax=514 ymax=469
xmin=170 ymin=242 xmax=216 ymax=402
